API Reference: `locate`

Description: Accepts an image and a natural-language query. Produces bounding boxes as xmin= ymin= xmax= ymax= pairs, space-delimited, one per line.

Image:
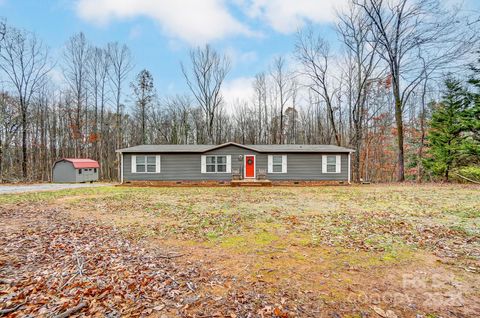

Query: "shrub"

xmin=451 ymin=166 xmax=480 ymax=183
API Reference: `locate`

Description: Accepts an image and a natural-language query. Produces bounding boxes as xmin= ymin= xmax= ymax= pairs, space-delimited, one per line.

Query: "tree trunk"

xmin=22 ymin=110 xmax=28 ymax=179
xmin=354 ymin=126 xmax=362 ymax=183
xmin=0 ymin=135 xmax=3 ymax=182
xmin=394 ymin=94 xmax=405 ymax=182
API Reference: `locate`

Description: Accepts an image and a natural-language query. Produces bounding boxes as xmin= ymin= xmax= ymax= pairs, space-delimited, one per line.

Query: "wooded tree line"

xmin=0 ymin=0 xmax=479 ymax=183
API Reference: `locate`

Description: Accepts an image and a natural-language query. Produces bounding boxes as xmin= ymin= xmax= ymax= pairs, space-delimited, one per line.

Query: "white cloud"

xmin=222 ymin=76 xmax=254 ymax=110
xmin=75 ymin=0 xmax=253 ymax=45
xmin=224 ymin=47 xmax=258 ymax=67
xmin=128 ymin=25 xmax=143 ymax=40
xmin=239 ymin=0 xmax=348 ymax=33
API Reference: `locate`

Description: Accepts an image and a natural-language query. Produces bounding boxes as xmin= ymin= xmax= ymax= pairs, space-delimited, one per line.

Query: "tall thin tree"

xmin=0 ymin=26 xmax=50 ymax=178
xmin=107 ymin=42 xmax=133 ymax=149
xmin=181 ymin=45 xmax=230 ymax=144
xmin=131 ymin=69 xmax=155 ymax=144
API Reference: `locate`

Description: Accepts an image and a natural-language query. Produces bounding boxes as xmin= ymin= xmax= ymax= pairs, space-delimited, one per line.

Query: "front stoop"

xmin=230 ymin=179 xmax=272 ymax=187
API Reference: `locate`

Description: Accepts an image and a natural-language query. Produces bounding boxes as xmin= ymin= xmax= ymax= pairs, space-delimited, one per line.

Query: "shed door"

xmin=245 ymin=155 xmax=255 ymax=178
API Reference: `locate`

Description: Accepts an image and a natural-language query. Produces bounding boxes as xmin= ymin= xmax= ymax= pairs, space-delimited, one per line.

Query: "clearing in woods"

xmin=0 ymin=184 xmax=479 ymax=317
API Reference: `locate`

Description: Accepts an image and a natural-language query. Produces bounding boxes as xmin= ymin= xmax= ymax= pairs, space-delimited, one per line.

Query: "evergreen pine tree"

xmin=426 ymin=79 xmax=470 ymax=181
xmin=467 ymin=55 xmax=480 ymax=156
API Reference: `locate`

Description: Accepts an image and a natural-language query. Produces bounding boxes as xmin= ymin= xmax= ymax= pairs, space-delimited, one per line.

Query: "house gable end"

xmin=202 ymin=142 xmax=260 ymax=154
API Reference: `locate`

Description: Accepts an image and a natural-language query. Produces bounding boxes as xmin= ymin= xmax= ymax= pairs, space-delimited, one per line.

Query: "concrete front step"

xmin=230 ymin=180 xmax=272 ymax=187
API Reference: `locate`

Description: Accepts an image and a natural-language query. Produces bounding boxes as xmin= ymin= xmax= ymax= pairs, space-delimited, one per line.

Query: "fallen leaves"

xmin=371 ymin=306 xmax=398 ymax=318
xmin=0 ymin=206 xmax=297 ymax=317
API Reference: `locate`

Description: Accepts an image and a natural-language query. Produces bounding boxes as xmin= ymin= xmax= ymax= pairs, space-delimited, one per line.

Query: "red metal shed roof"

xmin=62 ymin=158 xmax=100 ymax=169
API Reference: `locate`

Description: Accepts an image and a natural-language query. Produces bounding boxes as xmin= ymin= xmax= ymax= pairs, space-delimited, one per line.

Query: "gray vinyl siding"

xmin=122 ymin=144 xmax=350 ymax=182
xmin=266 ymin=153 xmax=348 ymax=181
xmin=52 ymin=161 xmax=76 ymax=183
xmin=77 ymin=167 xmax=98 ymax=182
xmin=52 ymin=161 xmax=99 ymax=183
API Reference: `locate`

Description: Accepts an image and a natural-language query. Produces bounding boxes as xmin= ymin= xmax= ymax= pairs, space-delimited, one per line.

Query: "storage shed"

xmin=52 ymin=158 xmax=99 ymax=183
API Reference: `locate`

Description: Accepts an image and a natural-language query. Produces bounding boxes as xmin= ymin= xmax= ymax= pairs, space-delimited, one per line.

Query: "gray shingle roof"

xmin=245 ymin=144 xmax=354 ymax=153
xmin=117 ymin=142 xmax=354 ymax=153
xmin=116 ymin=144 xmax=213 ymax=153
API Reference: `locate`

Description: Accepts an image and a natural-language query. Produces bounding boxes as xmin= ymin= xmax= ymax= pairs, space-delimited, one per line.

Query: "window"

xmin=134 ymin=155 xmax=159 ymax=173
xmin=136 ymin=156 xmax=145 ymax=172
xmin=272 ymin=155 xmax=283 ymax=173
xmin=326 ymin=156 xmax=337 ymax=173
xmin=322 ymin=155 xmax=340 ymax=174
xmin=268 ymin=155 xmax=287 ymax=173
xmin=205 ymin=155 xmax=227 ymax=173
xmin=78 ymin=169 xmax=82 ymax=175
xmin=94 ymin=168 xmax=97 ymax=173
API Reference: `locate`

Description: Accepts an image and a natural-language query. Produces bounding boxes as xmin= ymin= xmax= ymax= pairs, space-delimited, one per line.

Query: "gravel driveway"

xmin=0 ymin=183 xmax=111 ymax=195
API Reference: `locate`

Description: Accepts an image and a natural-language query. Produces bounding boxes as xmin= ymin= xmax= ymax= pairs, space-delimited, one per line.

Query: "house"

xmin=52 ymin=158 xmax=100 ymax=183
xmin=116 ymin=142 xmax=354 ymax=185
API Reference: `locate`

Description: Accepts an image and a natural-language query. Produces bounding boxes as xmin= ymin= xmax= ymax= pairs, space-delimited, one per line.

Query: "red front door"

xmin=245 ymin=155 xmax=255 ymax=178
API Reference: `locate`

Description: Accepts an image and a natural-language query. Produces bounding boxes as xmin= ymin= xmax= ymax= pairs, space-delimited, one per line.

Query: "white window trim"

xmin=201 ymin=155 xmax=231 ymax=174
xmin=244 ymin=155 xmax=256 ymax=179
xmin=268 ymin=155 xmax=287 ymax=174
xmin=131 ymin=155 xmax=161 ymax=174
xmin=322 ymin=154 xmax=341 ymax=174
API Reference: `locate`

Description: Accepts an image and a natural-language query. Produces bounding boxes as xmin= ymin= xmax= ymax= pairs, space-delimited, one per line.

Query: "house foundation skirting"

xmin=118 ymin=180 xmax=349 ymax=187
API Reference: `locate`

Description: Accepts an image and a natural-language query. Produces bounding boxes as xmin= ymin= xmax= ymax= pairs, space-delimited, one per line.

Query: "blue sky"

xmin=1 ymin=0 xmax=479 ymax=106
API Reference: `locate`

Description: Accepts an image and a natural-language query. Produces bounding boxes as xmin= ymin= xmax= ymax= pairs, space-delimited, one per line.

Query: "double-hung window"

xmin=272 ymin=155 xmax=283 ymax=173
xmin=205 ymin=155 xmax=227 ymax=173
xmin=322 ymin=155 xmax=341 ymax=173
xmin=268 ymin=155 xmax=287 ymax=173
xmin=132 ymin=155 xmax=160 ymax=173
xmin=326 ymin=156 xmax=336 ymax=173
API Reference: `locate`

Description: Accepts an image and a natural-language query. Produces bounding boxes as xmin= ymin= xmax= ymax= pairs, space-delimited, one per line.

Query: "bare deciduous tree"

xmin=86 ymin=45 xmax=110 ymax=161
xmin=0 ymin=26 xmax=50 ymax=178
xmin=270 ymin=56 xmax=293 ymax=144
xmin=107 ymin=42 xmax=133 ymax=149
xmin=63 ymin=32 xmax=89 ymax=157
xmin=253 ymin=72 xmax=267 ymax=143
xmin=182 ymin=45 xmax=230 ymax=144
xmin=0 ymin=19 xmax=5 ymax=43
xmin=0 ymin=92 xmax=20 ymax=181
xmin=337 ymin=3 xmax=381 ymax=182
xmin=131 ymin=69 xmax=155 ymax=144
xmin=353 ymin=0 xmax=476 ymax=181
xmin=295 ymin=28 xmax=341 ymax=146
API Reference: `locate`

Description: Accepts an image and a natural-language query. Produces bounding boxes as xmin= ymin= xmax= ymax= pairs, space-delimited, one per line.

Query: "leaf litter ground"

xmin=1 ymin=184 xmax=479 ymax=317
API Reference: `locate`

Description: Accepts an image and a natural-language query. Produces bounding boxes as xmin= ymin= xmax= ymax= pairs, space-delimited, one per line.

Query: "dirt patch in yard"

xmin=143 ymin=234 xmax=480 ymax=318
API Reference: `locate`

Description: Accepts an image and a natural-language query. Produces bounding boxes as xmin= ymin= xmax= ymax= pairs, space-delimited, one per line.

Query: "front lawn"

xmin=1 ymin=184 xmax=479 ymax=317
